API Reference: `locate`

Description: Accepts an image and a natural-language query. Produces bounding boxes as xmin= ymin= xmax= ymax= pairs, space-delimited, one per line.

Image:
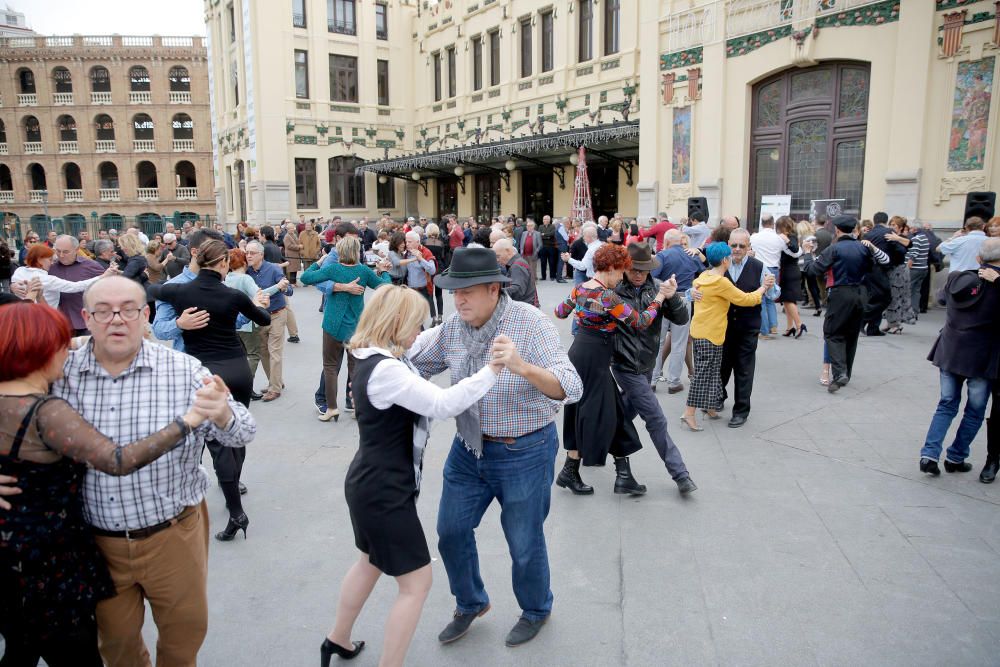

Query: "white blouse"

xmin=11 ymin=265 xmax=105 ymax=309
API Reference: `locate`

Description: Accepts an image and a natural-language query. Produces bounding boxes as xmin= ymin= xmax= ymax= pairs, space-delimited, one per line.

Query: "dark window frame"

xmin=472 ymin=36 xmax=483 ymax=91
xmin=578 ymin=0 xmax=593 ymax=63
xmin=432 ymin=51 xmax=442 ymax=102
xmin=328 ymin=0 xmax=357 ymax=35
xmin=541 ymin=11 xmax=554 ymax=72
xmin=375 ymin=2 xmax=388 ymax=40
xmin=227 ymin=3 xmax=236 ymax=42
xmin=293 ymin=0 xmax=306 ymax=27
xmin=604 ymin=0 xmax=620 ymax=56
xmin=376 ymin=175 xmax=395 ymax=208
xmin=520 ymin=18 xmax=532 ymax=78
xmin=329 ymin=156 xmax=366 ymax=209
xmin=329 ymin=54 xmax=359 ymax=103
xmin=447 ymin=46 xmax=457 ymax=98
xmin=489 ymin=30 xmax=500 ymax=87
xmin=377 ymin=59 xmax=390 ymax=106
xmin=294 ymin=49 xmax=310 ymax=99
xmin=295 ymin=158 xmax=318 ymax=209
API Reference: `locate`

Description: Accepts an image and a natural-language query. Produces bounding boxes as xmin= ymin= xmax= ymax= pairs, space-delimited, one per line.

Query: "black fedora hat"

xmin=434 ymin=247 xmax=511 ymax=290
xmin=626 ymin=242 xmax=661 ymax=271
xmin=946 ymin=270 xmax=984 ymax=310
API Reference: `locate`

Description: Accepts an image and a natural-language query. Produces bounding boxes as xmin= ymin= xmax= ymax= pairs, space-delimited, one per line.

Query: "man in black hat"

xmin=861 ymin=211 xmax=907 ymax=336
xmin=807 ymin=215 xmax=891 ymax=392
xmin=408 ymin=247 xmax=582 ymax=648
xmin=611 ymin=243 xmax=697 ymax=494
xmin=918 ymin=238 xmax=1000 ymax=479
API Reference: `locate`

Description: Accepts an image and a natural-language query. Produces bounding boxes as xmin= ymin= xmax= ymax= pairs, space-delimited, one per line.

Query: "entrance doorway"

xmin=588 ymin=162 xmax=619 ymax=220
xmin=748 ymin=61 xmax=870 ymax=226
xmin=436 ymin=177 xmax=458 ymax=220
xmin=475 ymin=173 xmax=501 ymax=223
xmin=521 ymin=168 xmax=553 ymax=222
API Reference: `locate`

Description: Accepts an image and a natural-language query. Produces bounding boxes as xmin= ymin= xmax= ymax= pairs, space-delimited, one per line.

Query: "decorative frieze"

xmin=814 ymin=0 xmax=900 ymax=29
xmin=660 ymin=47 xmax=703 ymax=71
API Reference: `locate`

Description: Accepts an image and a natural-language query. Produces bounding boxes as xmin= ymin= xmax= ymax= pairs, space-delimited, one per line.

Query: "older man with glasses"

xmin=48 ymin=234 xmax=106 ymax=336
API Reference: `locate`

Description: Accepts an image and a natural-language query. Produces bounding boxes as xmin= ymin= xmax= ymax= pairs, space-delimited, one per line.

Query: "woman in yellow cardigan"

xmin=680 ymin=242 xmax=773 ymax=431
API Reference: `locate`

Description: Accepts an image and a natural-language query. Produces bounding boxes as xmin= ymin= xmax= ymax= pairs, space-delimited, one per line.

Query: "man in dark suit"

xmin=861 ymin=211 xmax=907 ymax=336
xmin=918 ymin=238 xmax=1000 ymax=479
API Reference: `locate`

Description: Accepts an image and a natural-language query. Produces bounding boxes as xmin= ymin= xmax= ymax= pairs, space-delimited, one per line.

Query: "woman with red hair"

xmin=0 ymin=301 xmax=207 ymax=666
xmin=554 ymin=243 xmax=673 ymax=495
xmin=11 ymin=243 xmax=115 ymax=308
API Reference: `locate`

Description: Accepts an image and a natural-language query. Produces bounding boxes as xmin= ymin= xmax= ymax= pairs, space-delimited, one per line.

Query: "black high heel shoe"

xmin=782 ymin=327 xmax=796 ymax=337
xmin=215 ymin=513 xmax=249 ymax=542
xmin=320 ymin=638 xmax=365 ymax=665
xmin=795 ymin=324 xmax=808 ymax=339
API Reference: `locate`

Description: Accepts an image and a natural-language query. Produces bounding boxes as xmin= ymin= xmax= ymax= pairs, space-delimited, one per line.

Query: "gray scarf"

xmin=456 ymin=292 xmax=509 ymax=457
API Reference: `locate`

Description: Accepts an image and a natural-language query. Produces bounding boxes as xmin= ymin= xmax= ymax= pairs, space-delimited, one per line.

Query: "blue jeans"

xmin=314 ymin=371 xmax=326 ymax=407
xmin=436 ymin=423 xmax=558 ymax=622
xmin=920 ymin=371 xmax=992 ymax=463
xmin=760 ymin=266 xmax=779 ymax=334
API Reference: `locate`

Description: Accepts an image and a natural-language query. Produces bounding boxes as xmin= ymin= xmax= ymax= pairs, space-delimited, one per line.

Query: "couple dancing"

xmin=320 ymin=247 xmax=582 ymax=667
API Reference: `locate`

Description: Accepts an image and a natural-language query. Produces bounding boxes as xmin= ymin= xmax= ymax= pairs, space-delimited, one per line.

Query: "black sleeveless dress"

xmin=0 ymin=398 xmax=116 ymax=643
xmin=344 ymin=353 xmax=430 ymax=577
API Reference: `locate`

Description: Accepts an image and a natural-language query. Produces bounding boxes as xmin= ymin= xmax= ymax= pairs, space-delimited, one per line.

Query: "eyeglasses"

xmin=89 ymin=307 xmax=143 ymax=324
xmin=26 ymin=238 xmax=38 ymax=244
xmin=729 ymin=243 xmax=748 ymax=249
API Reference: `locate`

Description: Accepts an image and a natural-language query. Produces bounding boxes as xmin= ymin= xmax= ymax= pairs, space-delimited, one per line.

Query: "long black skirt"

xmin=562 ymin=328 xmax=642 ymax=466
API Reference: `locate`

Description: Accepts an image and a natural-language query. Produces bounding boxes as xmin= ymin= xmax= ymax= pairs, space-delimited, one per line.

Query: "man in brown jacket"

xmin=299 ymin=223 xmax=322 ymax=270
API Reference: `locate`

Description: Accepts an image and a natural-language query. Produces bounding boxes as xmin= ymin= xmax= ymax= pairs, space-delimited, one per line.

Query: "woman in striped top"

xmin=554 ymin=244 xmax=672 ymax=495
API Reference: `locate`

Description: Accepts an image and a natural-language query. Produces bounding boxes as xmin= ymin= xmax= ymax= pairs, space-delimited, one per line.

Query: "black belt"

xmin=92 ymin=506 xmax=196 ymax=540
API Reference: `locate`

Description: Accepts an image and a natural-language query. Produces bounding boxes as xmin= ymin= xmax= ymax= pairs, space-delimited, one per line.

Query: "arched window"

xmin=175 ymin=160 xmax=197 ymax=187
xmin=57 ymin=115 xmax=77 ymax=141
xmin=52 ymin=67 xmax=73 ymax=93
xmin=136 ymin=161 xmax=158 ymax=188
xmin=90 ymin=66 xmax=111 ymax=92
xmin=100 ymin=213 xmax=123 ymax=229
xmin=95 ymin=114 xmax=115 ymax=140
xmin=171 ymin=113 xmax=194 ymax=140
xmin=0 ymin=164 xmax=12 ymax=191
xmin=17 ymin=68 xmax=35 ymax=94
xmin=63 ymin=162 xmax=82 ymax=190
xmin=328 ymin=156 xmax=366 ymax=208
xmin=99 ymin=161 xmax=119 ymax=189
xmin=129 ymin=66 xmax=151 ymax=92
xmin=29 ymin=163 xmax=47 ymax=190
xmin=169 ymin=66 xmax=191 ymax=92
xmin=23 ymin=116 xmax=41 ymax=143
xmin=133 ymin=114 xmax=154 ymax=140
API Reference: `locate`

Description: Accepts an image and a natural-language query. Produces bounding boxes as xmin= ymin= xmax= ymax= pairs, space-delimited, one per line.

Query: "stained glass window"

xmin=790 ymin=69 xmax=832 ymax=102
xmin=834 ymin=140 xmax=865 ymax=214
xmin=753 ymin=147 xmax=780 ymax=223
xmin=756 ymin=80 xmax=781 ymax=128
xmin=672 ymin=106 xmax=691 ymax=183
xmin=787 ymin=119 xmax=828 ymax=212
xmin=838 ymin=68 xmax=869 ymax=119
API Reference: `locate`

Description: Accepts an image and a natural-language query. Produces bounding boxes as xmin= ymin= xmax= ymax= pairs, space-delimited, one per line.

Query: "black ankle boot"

xmin=555 ymin=456 xmax=593 ymax=495
xmin=980 ymin=458 xmax=999 ymax=484
xmin=613 ymin=457 xmax=647 ymax=496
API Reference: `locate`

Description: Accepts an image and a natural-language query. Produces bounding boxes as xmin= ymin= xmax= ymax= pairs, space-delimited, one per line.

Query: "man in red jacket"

xmin=640 ymin=213 xmax=677 ymax=252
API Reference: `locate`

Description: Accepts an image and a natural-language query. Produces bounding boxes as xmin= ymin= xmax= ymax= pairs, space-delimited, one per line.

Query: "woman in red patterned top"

xmin=554 ymin=244 xmax=672 ymax=495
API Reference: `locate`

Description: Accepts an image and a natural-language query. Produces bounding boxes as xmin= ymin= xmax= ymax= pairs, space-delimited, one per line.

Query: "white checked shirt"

xmin=52 ymin=340 xmax=256 ymax=531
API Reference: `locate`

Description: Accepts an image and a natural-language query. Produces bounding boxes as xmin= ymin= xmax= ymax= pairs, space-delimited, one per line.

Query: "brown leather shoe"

xmin=261 ymin=391 xmax=281 ymax=402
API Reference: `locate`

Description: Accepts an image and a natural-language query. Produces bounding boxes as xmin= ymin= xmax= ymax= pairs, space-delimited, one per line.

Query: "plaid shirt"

xmin=51 ymin=340 xmax=256 ymax=531
xmin=410 ymin=300 xmax=582 ymax=438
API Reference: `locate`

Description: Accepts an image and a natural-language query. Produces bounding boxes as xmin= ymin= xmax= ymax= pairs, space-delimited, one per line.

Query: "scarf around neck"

xmin=455 ymin=292 xmax=509 ymax=457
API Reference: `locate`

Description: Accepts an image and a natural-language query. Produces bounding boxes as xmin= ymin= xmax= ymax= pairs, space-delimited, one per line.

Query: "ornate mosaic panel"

xmin=672 ymin=106 xmax=691 ymax=183
xmin=948 ymin=57 xmax=994 ymax=172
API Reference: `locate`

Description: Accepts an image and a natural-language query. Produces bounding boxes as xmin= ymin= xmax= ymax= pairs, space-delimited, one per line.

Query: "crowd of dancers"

xmin=0 ymin=207 xmax=997 ymax=666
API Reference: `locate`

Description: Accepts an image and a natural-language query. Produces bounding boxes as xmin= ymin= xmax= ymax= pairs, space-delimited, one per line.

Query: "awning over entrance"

xmin=354 ymin=120 xmax=640 ymax=176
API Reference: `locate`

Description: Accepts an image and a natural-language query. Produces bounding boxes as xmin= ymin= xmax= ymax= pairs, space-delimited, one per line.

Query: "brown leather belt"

xmin=92 ymin=505 xmax=196 ymax=540
xmin=270 ymin=306 xmax=286 ymax=314
xmin=483 ymin=434 xmax=516 ymax=445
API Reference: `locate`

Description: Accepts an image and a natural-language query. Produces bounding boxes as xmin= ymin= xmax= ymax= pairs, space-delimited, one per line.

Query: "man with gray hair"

xmin=48 ymin=234 xmax=105 ymax=335
xmin=561 ymin=222 xmax=602 ymax=280
xmin=93 ymin=239 xmax=117 ymax=269
xmin=492 ymin=238 xmax=539 ymax=307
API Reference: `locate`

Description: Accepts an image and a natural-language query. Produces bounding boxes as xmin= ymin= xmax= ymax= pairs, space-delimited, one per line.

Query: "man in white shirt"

xmin=939 ymin=217 xmax=989 ymax=272
xmin=561 ymin=222 xmax=602 ymax=279
xmin=749 ymin=215 xmax=788 ymax=338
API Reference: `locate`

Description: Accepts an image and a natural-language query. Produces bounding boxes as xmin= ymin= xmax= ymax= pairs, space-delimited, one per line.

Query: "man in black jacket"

xmin=861 ymin=211 xmax=907 ymax=335
xmin=610 ymin=244 xmax=697 ymax=494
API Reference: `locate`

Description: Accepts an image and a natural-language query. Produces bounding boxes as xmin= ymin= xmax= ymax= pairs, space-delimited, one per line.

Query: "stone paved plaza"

xmin=142 ymin=280 xmax=996 ymax=665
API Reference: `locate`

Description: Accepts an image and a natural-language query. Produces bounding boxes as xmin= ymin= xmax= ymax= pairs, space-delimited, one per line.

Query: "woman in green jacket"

xmin=302 ymin=235 xmax=393 ymax=421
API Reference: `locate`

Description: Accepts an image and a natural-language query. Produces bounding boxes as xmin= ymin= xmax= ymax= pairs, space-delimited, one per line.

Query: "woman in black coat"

xmin=775 ymin=216 xmax=805 ymax=338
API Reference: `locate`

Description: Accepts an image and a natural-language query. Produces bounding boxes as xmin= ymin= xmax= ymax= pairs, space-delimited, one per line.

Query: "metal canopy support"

xmin=386 ymin=173 xmax=427 ymax=196
xmin=507 ymin=153 xmax=567 ymax=189
xmin=422 ymin=167 xmax=466 ymax=194
xmin=458 ymin=160 xmax=510 ymax=192
xmin=579 ymin=145 xmax=636 ymax=187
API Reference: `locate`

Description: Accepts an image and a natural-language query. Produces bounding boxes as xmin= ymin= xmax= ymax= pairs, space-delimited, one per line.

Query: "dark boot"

xmin=613 ymin=457 xmax=647 ymax=496
xmin=555 ymin=455 xmax=593 ymax=495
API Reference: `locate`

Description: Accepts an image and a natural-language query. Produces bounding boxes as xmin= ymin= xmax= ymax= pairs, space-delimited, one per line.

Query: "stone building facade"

xmin=207 ymin=0 xmax=1000 ymax=228
xmin=0 ymin=34 xmax=215 ymax=235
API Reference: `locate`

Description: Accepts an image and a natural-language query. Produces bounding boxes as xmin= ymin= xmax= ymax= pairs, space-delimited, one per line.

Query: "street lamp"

xmin=411 ymin=171 xmax=421 ymax=182
xmin=378 ymin=175 xmax=388 ymax=184
xmin=40 ymin=189 xmax=50 ymax=232
xmin=504 ymin=159 xmax=516 ymax=171
xmin=454 ymin=165 xmax=465 ymax=177
xmin=569 ymin=153 xmax=579 ymax=166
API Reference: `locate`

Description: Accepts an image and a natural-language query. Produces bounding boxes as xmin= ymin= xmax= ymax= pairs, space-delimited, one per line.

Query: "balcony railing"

xmin=95 ymin=140 xmax=116 ymax=152
xmin=17 ymin=93 xmax=37 ymax=106
xmin=129 ymin=91 xmax=152 ymax=104
xmin=137 ymin=187 xmax=159 ymax=201
xmin=328 ymin=19 xmax=356 ymax=35
xmin=91 ymin=91 xmax=112 ymax=104
xmin=58 ymin=140 xmax=79 ymax=153
xmin=169 ymin=91 xmax=192 ymax=103
xmin=0 ymin=143 xmax=6 ymax=155
xmin=176 ymin=187 xmax=198 ymax=200
xmin=133 ymin=139 xmax=155 ymax=152
xmin=24 ymin=142 xmax=43 ymax=154
xmin=0 ymin=191 xmax=12 ymax=203
xmin=99 ymin=188 xmax=120 ymax=201
xmin=53 ymin=92 xmax=74 ymax=105
xmin=29 ymin=190 xmax=46 ymax=203
xmin=64 ymin=189 xmax=84 ymax=202
xmin=173 ymin=139 xmax=194 ymax=151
